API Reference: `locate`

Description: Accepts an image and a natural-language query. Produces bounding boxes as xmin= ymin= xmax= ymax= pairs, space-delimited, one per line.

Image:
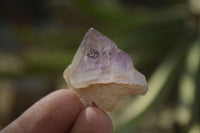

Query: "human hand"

xmin=1 ymin=89 xmax=113 ymax=133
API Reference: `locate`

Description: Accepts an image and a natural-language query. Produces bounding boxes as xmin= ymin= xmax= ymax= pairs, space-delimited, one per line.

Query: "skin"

xmin=0 ymin=89 xmax=113 ymax=133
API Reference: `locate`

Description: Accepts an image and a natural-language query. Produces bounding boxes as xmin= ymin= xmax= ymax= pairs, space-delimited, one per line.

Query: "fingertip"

xmin=86 ymin=107 xmax=113 ymax=128
xmin=71 ymin=107 xmax=113 ymax=133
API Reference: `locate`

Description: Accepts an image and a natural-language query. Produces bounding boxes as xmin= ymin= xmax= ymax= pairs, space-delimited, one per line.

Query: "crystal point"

xmin=64 ymin=28 xmax=148 ymax=111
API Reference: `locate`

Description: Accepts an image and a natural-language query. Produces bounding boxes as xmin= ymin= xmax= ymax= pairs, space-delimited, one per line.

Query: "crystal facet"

xmin=64 ymin=28 xmax=148 ymax=111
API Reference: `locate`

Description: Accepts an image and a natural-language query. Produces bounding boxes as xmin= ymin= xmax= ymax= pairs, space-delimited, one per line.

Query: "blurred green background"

xmin=0 ymin=0 xmax=200 ymax=133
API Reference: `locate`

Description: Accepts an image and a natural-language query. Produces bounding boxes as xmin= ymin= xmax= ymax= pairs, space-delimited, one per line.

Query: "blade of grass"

xmin=176 ymin=38 xmax=200 ymax=132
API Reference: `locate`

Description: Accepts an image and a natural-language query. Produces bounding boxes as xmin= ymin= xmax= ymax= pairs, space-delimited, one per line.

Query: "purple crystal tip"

xmin=64 ymin=28 xmax=148 ymax=94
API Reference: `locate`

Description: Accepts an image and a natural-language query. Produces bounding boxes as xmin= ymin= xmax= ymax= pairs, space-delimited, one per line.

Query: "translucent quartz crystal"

xmin=64 ymin=28 xmax=148 ymax=112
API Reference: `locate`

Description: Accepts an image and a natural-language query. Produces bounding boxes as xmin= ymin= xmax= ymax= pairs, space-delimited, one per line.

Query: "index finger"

xmin=1 ymin=89 xmax=82 ymax=133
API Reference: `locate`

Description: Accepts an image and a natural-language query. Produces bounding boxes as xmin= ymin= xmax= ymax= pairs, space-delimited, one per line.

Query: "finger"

xmin=1 ymin=89 xmax=81 ymax=133
xmin=70 ymin=107 xmax=113 ymax=133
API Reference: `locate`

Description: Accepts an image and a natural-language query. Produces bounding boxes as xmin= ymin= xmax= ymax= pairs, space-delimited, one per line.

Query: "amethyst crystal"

xmin=64 ymin=28 xmax=148 ymax=111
